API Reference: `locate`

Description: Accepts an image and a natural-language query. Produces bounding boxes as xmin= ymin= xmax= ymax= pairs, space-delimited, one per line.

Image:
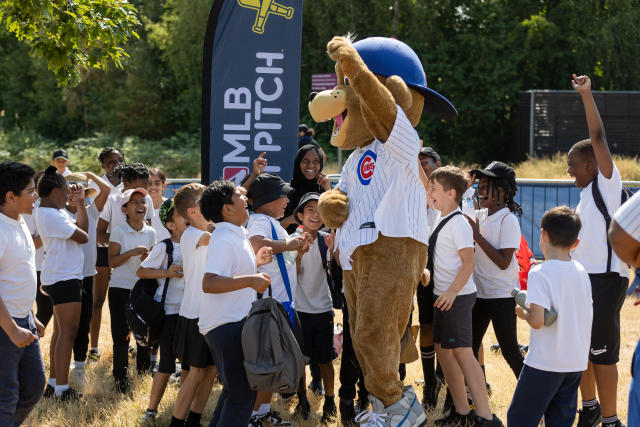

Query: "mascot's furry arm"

xmin=327 ymin=36 xmax=411 ymax=143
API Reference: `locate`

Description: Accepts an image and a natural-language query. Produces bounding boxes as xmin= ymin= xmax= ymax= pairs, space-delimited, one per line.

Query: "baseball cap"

xmin=120 ymin=187 xmax=148 ymax=206
xmin=159 ymin=198 xmax=175 ymax=227
xmin=419 ymin=146 xmax=441 ymax=163
xmin=293 ymin=192 xmax=321 ymax=224
xmin=247 ymin=173 xmax=294 ymax=211
xmin=471 ymin=161 xmax=516 ymax=183
xmin=52 ymin=149 xmax=69 ymax=160
xmin=65 ymin=172 xmax=97 ymax=198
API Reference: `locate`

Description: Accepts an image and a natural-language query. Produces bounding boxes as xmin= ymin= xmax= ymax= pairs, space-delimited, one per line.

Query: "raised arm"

xmin=572 ymin=74 xmax=613 ymax=178
xmin=85 ymin=171 xmax=111 ymax=211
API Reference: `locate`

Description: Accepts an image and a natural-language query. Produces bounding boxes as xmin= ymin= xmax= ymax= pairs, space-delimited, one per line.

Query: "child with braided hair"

xmin=464 ymin=161 xmax=525 ymax=386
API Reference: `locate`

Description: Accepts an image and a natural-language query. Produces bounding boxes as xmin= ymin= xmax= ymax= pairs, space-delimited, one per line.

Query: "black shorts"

xmin=43 ymin=279 xmax=82 ymax=305
xmin=96 ymin=246 xmax=109 ymax=268
xmin=297 ymin=311 xmax=337 ymax=364
xmin=173 ymin=316 xmax=214 ymax=369
xmin=159 ymin=314 xmax=188 ymax=374
xmin=588 ymin=273 xmax=628 ymax=365
xmin=433 ymin=292 xmax=476 ymax=349
xmin=417 ymin=282 xmax=434 ymax=324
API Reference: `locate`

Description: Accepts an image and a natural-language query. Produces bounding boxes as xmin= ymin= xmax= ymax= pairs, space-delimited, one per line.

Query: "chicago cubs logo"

xmin=357 ymin=150 xmax=377 ymax=185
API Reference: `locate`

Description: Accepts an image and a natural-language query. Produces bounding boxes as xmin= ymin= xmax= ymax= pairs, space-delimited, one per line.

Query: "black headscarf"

xmin=284 ymin=144 xmax=325 ymax=231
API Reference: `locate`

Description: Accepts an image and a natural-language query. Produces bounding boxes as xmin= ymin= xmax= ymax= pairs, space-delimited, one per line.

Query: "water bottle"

xmin=283 ymin=228 xmax=302 ymax=267
xmin=461 ymin=196 xmax=476 ymax=220
xmin=511 ymin=288 xmax=558 ymax=326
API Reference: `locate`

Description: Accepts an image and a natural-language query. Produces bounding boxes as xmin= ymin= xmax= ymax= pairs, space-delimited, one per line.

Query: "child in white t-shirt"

xmin=148 ymin=168 xmax=170 ymax=241
xmin=199 ymin=179 xmax=272 ymax=427
xmin=246 ymin=173 xmax=311 ymax=425
xmin=508 ymin=206 xmax=592 ymax=426
xmin=170 ymin=183 xmax=217 ymax=427
xmin=138 ymin=198 xmax=188 ymax=422
xmin=108 ymin=187 xmax=156 ymax=392
xmin=465 ymin=162 xmax=525 ymax=385
xmin=35 ymin=167 xmax=89 ymax=401
xmin=427 ymin=166 xmax=501 ymax=426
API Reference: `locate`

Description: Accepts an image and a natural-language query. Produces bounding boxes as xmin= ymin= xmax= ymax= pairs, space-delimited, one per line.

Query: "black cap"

xmin=293 ymin=192 xmax=321 ymax=224
xmin=247 ymin=173 xmax=294 ymax=210
xmin=419 ymin=146 xmax=441 ymax=163
xmin=471 ymin=161 xmax=516 ymax=183
xmin=298 ymin=124 xmax=309 ymax=133
xmin=52 ymin=149 xmax=69 ymax=160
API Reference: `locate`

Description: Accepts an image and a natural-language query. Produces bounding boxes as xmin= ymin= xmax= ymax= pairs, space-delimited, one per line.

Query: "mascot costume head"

xmin=308 ymin=35 xmax=457 ymax=425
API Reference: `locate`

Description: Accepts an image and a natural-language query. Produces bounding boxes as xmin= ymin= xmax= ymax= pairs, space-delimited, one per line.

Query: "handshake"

xmin=512 ymin=288 xmax=557 ymax=326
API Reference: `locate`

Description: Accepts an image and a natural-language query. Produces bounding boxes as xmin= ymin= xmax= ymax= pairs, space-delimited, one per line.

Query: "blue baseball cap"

xmin=353 ymin=37 xmax=457 ymax=120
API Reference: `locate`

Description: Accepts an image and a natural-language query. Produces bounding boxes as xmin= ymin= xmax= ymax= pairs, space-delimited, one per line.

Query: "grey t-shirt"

xmin=295 ymin=237 xmax=333 ymax=314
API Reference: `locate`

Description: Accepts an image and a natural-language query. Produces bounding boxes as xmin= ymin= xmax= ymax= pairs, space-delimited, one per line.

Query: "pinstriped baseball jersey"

xmin=335 ymin=105 xmax=428 ymax=270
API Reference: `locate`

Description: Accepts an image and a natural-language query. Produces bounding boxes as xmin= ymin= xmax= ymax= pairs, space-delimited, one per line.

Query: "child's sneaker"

xmin=294 ymin=398 xmax=310 ymax=421
xmin=115 ymin=377 xmax=132 ymax=394
xmin=320 ymin=396 xmax=337 ymax=423
xmin=308 ymin=378 xmax=325 ymax=396
xmin=261 ymin=410 xmax=292 ymax=426
xmin=141 ymin=409 xmax=158 ymax=423
xmin=280 ymin=392 xmax=296 ymax=402
xmin=43 ymin=384 xmax=55 ymax=398
xmin=577 ymin=403 xmax=602 ymax=427
xmin=87 ymin=348 xmax=100 ymax=363
xmin=422 ymin=377 xmax=442 ymax=410
xmin=434 ymin=410 xmax=475 ymax=426
xmin=474 ymin=414 xmax=504 ymax=427
xmin=128 ymin=345 xmax=136 ymax=358
xmin=59 ymin=387 xmax=82 ymax=402
xmin=339 ymin=399 xmax=357 ymax=427
xmin=248 ymin=415 xmax=263 ymax=427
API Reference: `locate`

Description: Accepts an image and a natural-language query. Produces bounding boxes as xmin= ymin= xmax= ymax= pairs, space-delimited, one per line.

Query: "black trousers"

xmin=108 ymin=287 xmax=151 ymax=380
xmin=35 ymin=271 xmax=53 ymax=327
xmin=471 ymin=297 xmax=523 ymax=378
xmin=339 ymin=302 xmax=367 ymax=401
xmin=72 ymin=276 xmax=94 ymax=362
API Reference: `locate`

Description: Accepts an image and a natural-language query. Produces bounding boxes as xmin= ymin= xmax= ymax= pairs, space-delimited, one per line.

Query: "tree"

xmin=0 ymin=0 xmax=140 ymax=86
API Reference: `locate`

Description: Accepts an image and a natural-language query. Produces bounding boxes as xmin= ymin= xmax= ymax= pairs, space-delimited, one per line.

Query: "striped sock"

xmin=582 ymin=398 xmax=598 ymax=409
xmin=420 ymin=345 xmax=436 ymax=385
xmin=602 ymin=415 xmax=619 ymax=426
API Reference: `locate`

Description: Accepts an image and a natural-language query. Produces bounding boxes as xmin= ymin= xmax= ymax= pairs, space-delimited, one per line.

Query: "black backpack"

xmin=591 ymin=174 xmax=634 ymax=272
xmin=318 ymin=231 xmax=344 ymax=309
xmin=125 ymin=239 xmax=174 ymax=347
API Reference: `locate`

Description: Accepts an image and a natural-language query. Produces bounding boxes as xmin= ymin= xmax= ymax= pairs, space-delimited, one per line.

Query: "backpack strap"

xmin=317 ymin=231 xmax=329 ymax=270
xmin=269 ymin=220 xmax=295 ymax=327
xmin=159 ymin=238 xmax=174 ymax=307
xmin=590 ymin=174 xmax=613 ymax=272
xmin=426 ymin=211 xmax=462 ymax=287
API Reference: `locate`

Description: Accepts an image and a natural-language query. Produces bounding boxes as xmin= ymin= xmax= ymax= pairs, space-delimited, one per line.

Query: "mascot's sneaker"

xmin=403 ymin=386 xmax=426 ymax=426
xmin=355 ymin=392 xmax=423 ymax=426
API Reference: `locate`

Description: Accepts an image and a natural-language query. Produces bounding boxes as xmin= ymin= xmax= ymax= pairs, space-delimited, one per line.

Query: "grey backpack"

xmin=241 ymin=293 xmax=306 ymax=394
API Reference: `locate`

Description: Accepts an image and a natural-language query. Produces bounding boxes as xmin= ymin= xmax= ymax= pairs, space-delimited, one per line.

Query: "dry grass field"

xmin=25 ymin=291 xmax=640 ymax=426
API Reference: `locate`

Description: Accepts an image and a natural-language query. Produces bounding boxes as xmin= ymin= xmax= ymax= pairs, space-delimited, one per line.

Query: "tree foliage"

xmin=1 ymin=0 xmax=640 ymax=165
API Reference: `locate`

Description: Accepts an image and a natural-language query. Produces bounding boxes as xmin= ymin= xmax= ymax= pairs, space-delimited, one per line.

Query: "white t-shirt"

xmin=0 ymin=213 xmax=37 ymax=318
xmin=614 ymin=190 xmax=640 ymax=241
xmin=141 ymin=240 xmax=184 ymax=316
xmin=199 ymin=223 xmax=257 ymax=334
xmin=247 ymin=213 xmax=297 ymax=306
xmin=430 ymin=209 xmax=476 ymax=296
xmin=179 ymin=226 xmax=209 ymax=319
xmin=23 ymin=201 xmax=44 ymax=271
xmin=572 ymin=166 xmax=627 ymax=276
xmin=335 ymin=105 xmax=428 ymax=270
xmin=98 ymin=192 xmax=155 ymax=234
xmin=88 ymin=174 xmax=123 ymax=197
xmin=151 ymin=207 xmax=171 ymax=242
xmin=36 ymin=207 xmax=84 ymax=286
xmin=474 ymin=208 xmax=521 ymax=299
xmin=296 ymin=236 xmax=333 ymax=314
xmin=66 ymin=203 xmax=100 ymax=278
xmin=109 ymin=222 xmax=156 ymax=289
xmin=524 ymin=260 xmax=593 ymax=372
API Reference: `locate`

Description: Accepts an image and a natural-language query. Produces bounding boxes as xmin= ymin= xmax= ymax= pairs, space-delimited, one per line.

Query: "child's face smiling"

xmin=259 ymin=196 xmax=289 ymax=219
xmin=148 ymin=174 xmax=166 ymax=200
xmin=566 ymin=149 xmax=595 ymax=189
xmin=476 ymin=176 xmax=504 ymax=212
xmin=102 ymin=152 xmax=124 ymax=177
xmin=298 ymin=200 xmax=322 ymax=232
xmin=224 ymin=187 xmax=250 ymax=226
xmin=300 ymin=150 xmax=321 ymax=180
xmin=124 ymin=192 xmax=147 ymax=221
xmin=428 ymin=179 xmax=457 ymax=213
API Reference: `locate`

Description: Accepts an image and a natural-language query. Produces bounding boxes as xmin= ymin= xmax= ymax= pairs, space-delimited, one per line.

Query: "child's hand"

xmin=467 ymin=172 xmax=476 ymax=189
xmin=287 ymin=234 xmax=307 ymax=252
xmin=572 ymin=74 xmax=591 ymax=94
xmin=317 ymin=172 xmax=331 ymax=191
xmin=167 ymin=264 xmax=183 ymax=278
xmin=299 ymin=232 xmax=313 ymax=254
xmin=515 ymin=305 xmax=528 ymax=320
xmin=252 ymin=152 xmax=267 ymax=176
xmin=463 ymin=214 xmax=481 ymax=241
xmin=34 ymin=317 xmax=45 ymax=338
xmin=9 ymin=325 xmax=37 ymax=348
xmin=256 ymin=246 xmax=273 ymax=266
xmin=68 ymin=184 xmax=85 ymax=205
xmin=250 ymin=273 xmax=271 ymax=293
xmin=324 ymin=231 xmax=335 ymax=254
xmin=130 ymin=246 xmax=149 ymax=257
xmin=434 ymin=289 xmax=457 ymax=311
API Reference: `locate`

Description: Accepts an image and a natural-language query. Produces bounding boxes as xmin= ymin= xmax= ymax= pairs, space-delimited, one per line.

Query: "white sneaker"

xmin=355 ymin=392 xmax=423 ymax=427
xmin=69 ymin=367 xmax=86 ymax=388
xmin=403 ymin=386 xmax=426 ymax=426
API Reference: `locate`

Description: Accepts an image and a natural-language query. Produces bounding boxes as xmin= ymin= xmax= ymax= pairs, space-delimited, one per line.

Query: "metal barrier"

xmin=167 ymin=176 xmax=640 ymax=259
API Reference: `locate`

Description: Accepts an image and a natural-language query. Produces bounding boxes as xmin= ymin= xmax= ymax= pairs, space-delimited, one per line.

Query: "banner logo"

xmin=223 ymin=166 xmax=250 ymax=184
xmin=237 ymin=0 xmax=294 ymax=34
xmin=357 ymin=150 xmax=377 ymax=185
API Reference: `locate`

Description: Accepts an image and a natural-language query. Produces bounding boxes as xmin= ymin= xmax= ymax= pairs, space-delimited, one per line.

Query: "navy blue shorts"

xmin=433 ymin=292 xmax=475 ymax=349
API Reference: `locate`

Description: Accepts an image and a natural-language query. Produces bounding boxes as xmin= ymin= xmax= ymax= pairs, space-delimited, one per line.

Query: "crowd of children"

xmin=0 ymin=73 xmax=638 ymax=427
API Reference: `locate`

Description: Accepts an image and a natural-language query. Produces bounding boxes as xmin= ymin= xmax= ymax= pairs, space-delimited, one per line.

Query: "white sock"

xmin=54 ymin=384 xmax=69 ymax=396
xmin=74 ymin=361 xmax=85 ymax=370
xmin=48 ymin=378 xmax=56 ymax=387
xmin=150 ymin=354 xmax=158 ymax=363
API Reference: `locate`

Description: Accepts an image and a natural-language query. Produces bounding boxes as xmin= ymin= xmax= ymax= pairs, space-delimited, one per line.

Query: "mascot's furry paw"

xmin=421 ymin=269 xmax=431 ymax=287
xmin=319 ymin=189 xmax=349 ymax=229
xmin=327 ymin=36 xmax=365 ymax=79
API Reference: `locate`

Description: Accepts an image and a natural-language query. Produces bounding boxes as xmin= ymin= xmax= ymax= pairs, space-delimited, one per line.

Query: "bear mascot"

xmin=308 ymin=35 xmax=457 ymax=425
